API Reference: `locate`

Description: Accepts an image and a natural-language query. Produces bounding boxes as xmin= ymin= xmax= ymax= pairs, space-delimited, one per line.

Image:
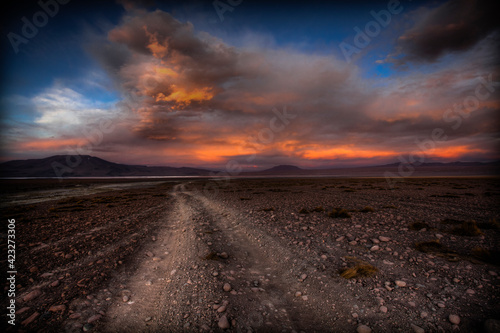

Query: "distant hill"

xmin=0 ymin=155 xmax=498 ymax=178
xmin=0 ymin=155 xmax=211 ymax=178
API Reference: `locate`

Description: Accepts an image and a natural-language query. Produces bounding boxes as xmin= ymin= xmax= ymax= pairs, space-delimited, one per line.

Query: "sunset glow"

xmin=1 ymin=0 xmax=498 ymax=168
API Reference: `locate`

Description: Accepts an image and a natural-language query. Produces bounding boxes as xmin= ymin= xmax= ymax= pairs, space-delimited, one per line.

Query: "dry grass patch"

xmin=328 ymin=208 xmax=351 ymax=218
xmin=339 ymin=257 xmax=378 ymax=279
xmin=451 ymin=220 xmax=482 ymax=236
xmin=409 ymin=221 xmax=430 ymax=231
xmin=360 ymin=206 xmax=375 ymax=213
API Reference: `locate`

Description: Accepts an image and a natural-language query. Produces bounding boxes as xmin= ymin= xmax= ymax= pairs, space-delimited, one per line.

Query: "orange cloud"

xmin=15 ymin=138 xmax=87 ymax=151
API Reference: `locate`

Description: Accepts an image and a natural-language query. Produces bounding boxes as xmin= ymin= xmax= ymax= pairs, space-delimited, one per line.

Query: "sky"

xmin=0 ymin=0 xmax=499 ymax=170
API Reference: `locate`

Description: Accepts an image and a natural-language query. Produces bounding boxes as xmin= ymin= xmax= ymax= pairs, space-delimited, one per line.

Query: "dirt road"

xmin=100 ymin=183 xmax=351 ymax=332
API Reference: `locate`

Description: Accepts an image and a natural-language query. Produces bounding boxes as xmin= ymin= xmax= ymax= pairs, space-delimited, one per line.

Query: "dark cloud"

xmin=395 ymin=0 xmax=499 ymax=63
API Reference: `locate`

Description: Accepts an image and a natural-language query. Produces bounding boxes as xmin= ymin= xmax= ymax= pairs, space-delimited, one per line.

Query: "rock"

xmin=87 ymin=314 xmax=102 ymax=323
xmin=152 ymin=257 xmax=161 ymax=261
xmin=295 ymin=291 xmax=302 ymax=297
xmin=83 ymin=323 xmax=94 ymax=332
xmin=145 ymin=280 xmax=152 ymax=286
xmin=408 ymin=301 xmax=416 ymax=307
xmin=64 ymin=254 xmax=73 ymax=259
xmin=145 ymin=317 xmax=152 ymax=322
xmin=145 ymin=251 xmax=154 ymax=257
xmin=352 ymin=313 xmax=358 ymax=318
xmin=29 ymin=266 xmax=38 ymax=273
xmin=379 ymin=236 xmax=390 ymax=242
xmin=449 ymin=314 xmax=460 ymax=325
xmin=421 ymin=312 xmax=428 ymax=318
xmin=212 ymin=271 xmax=219 ymax=277
xmin=16 ymin=307 xmax=30 ymax=315
xmin=69 ymin=313 xmax=81 ymax=319
xmin=123 ymin=295 xmax=129 ymax=302
xmin=40 ymin=272 xmax=53 ymax=278
xmin=370 ymin=245 xmax=380 ymax=251
xmin=21 ymin=312 xmax=39 ymax=326
xmin=357 ymin=324 xmax=372 ymax=333
xmin=223 ymin=283 xmax=232 ymax=292
xmin=219 ymin=252 xmax=229 ymax=259
xmin=484 ymin=319 xmax=500 ymax=333
xmin=50 ymin=280 xmax=60 ymax=287
xmin=411 ymin=324 xmax=425 ymax=333
xmin=218 ymin=315 xmax=230 ymax=329
xmin=466 ymin=289 xmax=475 ymax=295
xmin=380 ymin=306 xmax=388 ymax=313
xmin=217 ymin=305 xmax=227 ymax=313
xmin=395 ymin=280 xmax=407 ymax=287
xmin=23 ymin=289 xmax=42 ymax=302
xmin=488 ymin=271 xmax=498 ymax=276
xmin=300 ymin=274 xmax=308 ymax=280
xmin=48 ymin=304 xmax=66 ymax=312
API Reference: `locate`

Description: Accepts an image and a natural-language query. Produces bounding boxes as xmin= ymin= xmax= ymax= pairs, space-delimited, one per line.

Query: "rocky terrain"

xmin=1 ymin=177 xmax=499 ymax=332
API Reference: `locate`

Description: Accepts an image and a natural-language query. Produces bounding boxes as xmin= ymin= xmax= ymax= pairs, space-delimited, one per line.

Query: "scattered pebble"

xmin=218 ymin=315 xmax=230 ymax=329
xmin=449 ymin=314 xmax=460 ymax=325
xmin=395 ymin=280 xmax=407 ymax=287
xmin=357 ymin=324 xmax=372 ymax=333
xmin=223 ymin=283 xmax=232 ymax=292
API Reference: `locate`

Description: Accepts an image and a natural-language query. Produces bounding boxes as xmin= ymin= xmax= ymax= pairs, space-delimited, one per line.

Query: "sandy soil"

xmin=1 ymin=177 xmax=499 ymax=333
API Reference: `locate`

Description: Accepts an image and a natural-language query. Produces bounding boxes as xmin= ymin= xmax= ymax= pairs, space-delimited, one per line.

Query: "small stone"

xmin=83 ymin=323 xmax=94 ymax=332
xmin=29 ymin=266 xmax=38 ymax=273
xmin=212 ymin=271 xmax=219 ymax=277
xmin=302 ymin=295 xmax=308 ymax=301
xmin=408 ymin=301 xmax=416 ymax=307
xmin=357 ymin=324 xmax=372 ymax=333
xmin=145 ymin=251 xmax=154 ymax=257
xmin=300 ymin=274 xmax=307 ymax=280
xmin=295 ymin=291 xmax=302 ymax=297
xmin=352 ymin=313 xmax=358 ymax=318
xmin=50 ymin=280 xmax=60 ymax=287
xmin=437 ymin=303 xmax=445 ymax=308
xmin=152 ymin=257 xmax=161 ymax=261
xmin=421 ymin=312 xmax=428 ymax=318
xmin=64 ymin=254 xmax=73 ymax=259
xmin=48 ymin=305 xmax=66 ymax=312
xmin=466 ymin=289 xmax=475 ymax=295
xmin=449 ymin=314 xmax=460 ymax=325
xmin=21 ymin=312 xmax=39 ymax=326
xmin=217 ymin=305 xmax=227 ymax=313
xmin=23 ymin=289 xmax=42 ymax=302
xmin=411 ymin=324 xmax=425 ymax=333
xmin=223 ymin=283 xmax=232 ymax=292
xmin=379 ymin=236 xmax=390 ymax=242
xmin=370 ymin=245 xmax=380 ymax=251
xmin=122 ymin=295 xmax=129 ymax=302
xmin=145 ymin=280 xmax=152 ymax=286
xmin=395 ymin=280 xmax=407 ymax=287
xmin=219 ymin=252 xmax=229 ymax=259
xmin=87 ymin=314 xmax=102 ymax=323
xmin=218 ymin=315 xmax=230 ymax=329
xmin=380 ymin=306 xmax=388 ymax=313
xmin=145 ymin=317 xmax=152 ymax=322
xmin=69 ymin=313 xmax=81 ymax=319
xmin=40 ymin=272 xmax=53 ymax=278
xmin=170 ymin=269 xmax=177 ymax=276
xmin=488 ymin=271 xmax=497 ymax=276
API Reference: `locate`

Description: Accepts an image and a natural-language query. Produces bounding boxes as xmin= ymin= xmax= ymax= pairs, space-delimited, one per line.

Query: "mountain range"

xmin=0 ymin=155 xmax=498 ymax=178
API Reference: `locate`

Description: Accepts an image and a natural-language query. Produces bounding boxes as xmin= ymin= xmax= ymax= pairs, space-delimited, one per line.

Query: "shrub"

xmin=451 ymin=220 xmax=482 ymax=236
xmin=328 ymin=208 xmax=351 ymax=218
xmin=360 ymin=206 xmax=375 ymax=213
xmin=339 ymin=258 xmax=378 ymax=279
xmin=409 ymin=222 xmax=430 ymax=231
